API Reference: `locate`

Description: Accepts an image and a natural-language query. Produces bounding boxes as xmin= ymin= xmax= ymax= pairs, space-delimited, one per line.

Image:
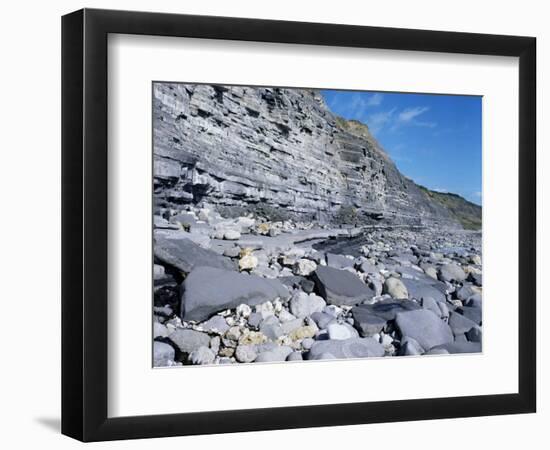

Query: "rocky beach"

xmin=152 ymin=83 xmax=482 ymax=367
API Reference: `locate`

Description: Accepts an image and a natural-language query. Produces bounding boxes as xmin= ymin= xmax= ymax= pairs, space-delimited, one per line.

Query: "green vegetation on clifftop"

xmin=418 ymin=185 xmax=482 ymax=230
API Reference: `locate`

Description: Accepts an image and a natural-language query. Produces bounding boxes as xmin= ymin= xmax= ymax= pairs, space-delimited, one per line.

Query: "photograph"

xmin=152 ymin=83 xmax=483 ymax=367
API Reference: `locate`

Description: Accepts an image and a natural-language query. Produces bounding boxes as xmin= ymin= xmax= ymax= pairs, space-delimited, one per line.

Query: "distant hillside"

xmin=418 ymin=185 xmax=482 ymax=230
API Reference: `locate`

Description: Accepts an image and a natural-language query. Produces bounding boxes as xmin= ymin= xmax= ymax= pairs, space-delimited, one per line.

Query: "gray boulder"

xmin=465 ymin=293 xmax=482 ymax=309
xmin=153 ymin=341 xmax=175 ymax=367
xmin=458 ymin=306 xmax=482 ymax=325
xmin=307 ymin=338 xmax=385 ymax=360
xmin=466 ymin=326 xmax=482 ymax=343
xmin=188 ymin=346 xmax=216 ymax=365
xmin=401 ymin=278 xmax=446 ymax=303
xmin=353 ymin=298 xmax=421 ymax=322
xmin=448 ymin=311 xmax=479 ymax=336
xmin=469 ymin=272 xmax=483 ymax=286
xmin=289 ymin=292 xmax=326 ymax=319
xmin=326 ymin=253 xmax=355 ymax=269
xmin=310 ymin=311 xmax=336 ymax=330
xmin=247 ymin=312 xmax=263 ymax=329
xmin=350 ymin=307 xmax=388 ymax=336
xmin=430 ymin=341 xmax=482 ymax=354
xmin=181 ymin=267 xmax=290 ymax=322
xmin=260 ymin=315 xmax=284 ymax=340
xmin=312 ymin=266 xmax=375 ymax=306
xmin=155 ymin=237 xmax=235 ymax=273
xmin=358 ymin=261 xmax=377 ymax=274
xmin=168 ymin=328 xmax=211 ymax=354
xmin=255 ymin=346 xmax=293 ymax=362
xmin=279 ymin=276 xmax=315 ymax=293
xmin=395 ymin=309 xmax=454 ymax=350
xmin=199 ymin=315 xmax=230 ymax=334
xmin=398 ymin=336 xmax=425 ymax=356
xmin=421 ymin=297 xmax=442 ymax=317
xmin=286 ymin=351 xmax=303 ymax=361
xmin=439 ymin=263 xmax=467 ymax=283
xmin=456 ymin=284 xmax=477 ymax=301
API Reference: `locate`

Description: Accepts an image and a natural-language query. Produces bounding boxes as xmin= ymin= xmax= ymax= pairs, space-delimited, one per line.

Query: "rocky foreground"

xmin=153 ymin=206 xmax=482 ymax=367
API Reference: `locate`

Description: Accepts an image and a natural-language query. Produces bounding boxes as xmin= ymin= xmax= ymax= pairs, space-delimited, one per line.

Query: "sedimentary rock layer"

xmin=153 ymin=83 xmax=460 ymax=227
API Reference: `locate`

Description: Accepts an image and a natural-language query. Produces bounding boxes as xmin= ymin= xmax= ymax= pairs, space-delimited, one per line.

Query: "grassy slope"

xmin=418 ymin=185 xmax=482 ymax=230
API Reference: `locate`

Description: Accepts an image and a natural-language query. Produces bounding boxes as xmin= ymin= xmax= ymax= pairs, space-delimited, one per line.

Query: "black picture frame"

xmin=61 ymin=8 xmax=536 ymax=442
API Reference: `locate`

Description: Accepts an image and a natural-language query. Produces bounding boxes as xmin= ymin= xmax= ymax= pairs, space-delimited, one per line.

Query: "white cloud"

xmin=398 ymin=106 xmax=430 ymax=122
xmin=432 ymin=187 xmax=449 ymax=193
xmin=366 ymin=93 xmax=383 ymax=107
xmin=347 ymin=92 xmax=384 ymax=116
xmin=367 ymin=108 xmax=396 ymax=133
xmin=386 ymin=106 xmax=436 ymax=132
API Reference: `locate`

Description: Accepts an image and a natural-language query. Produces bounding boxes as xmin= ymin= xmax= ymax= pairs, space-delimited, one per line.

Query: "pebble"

xmin=239 ymin=254 xmax=258 ymax=271
xmin=383 ymin=277 xmax=409 ymax=299
xmin=293 ymin=258 xmax=317 ymax=276
xmin=235 ymin=345 xmax=258 ymax=363
xmin=327 ymin=322 xmax=359 ymax=340
xmin=224 ymin=230 xmax=241 ymax=240
xmin=290 ymin=291 xmax=326 ymax=318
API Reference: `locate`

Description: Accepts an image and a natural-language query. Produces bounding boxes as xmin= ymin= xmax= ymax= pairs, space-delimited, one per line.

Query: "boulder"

xmin=198 ymin=315 xmax=230 ymax=334
xmin=458 ymin=306 xmax=482 ymax=325
xmin=312 ymin=266 xmax=375 ymax=306
xmin=466 ymin=326 xmax=482 ymax=343
xmin=286 ymin=352 xmax=303 ymax=361
xmin=448 ymin=311 xmax=479 ymax=336
xmin=353 ymin=298 xmax=421 ymax=322
xmin=469 ymin=272 xmax=483 ymax=286
xmin=465 ymin=293 xmax=482 ymax=309
xmin=398 ymin=336 xmax=425 ymax=356
xmin=188 ymin=346 xmax=216 ymax=365
xmin=350 ymin=307 xmax=388 ymax=336
xmin=278 ymin=276 xmax=315 ymax=293
xmin=310 ymin=311 xmax=335 ymax=330
xmin=155 ymin=237 xmax=235 ymax=273
xmin=168 ymin=328 xmax=211 ymax=355
xmin=326 ymin=253 xmax=355 ymax=270
xmin=255 ymin=346 xmax=293 ymax=362
xmin=153 ymin=341 xmax=175 ymax=367
xmin=181 ymin=266 xmax=290 ymax=322
xmin=358 ymin=261 xmax=378 ymax=274
xmin=439 ymin=263 xmax=467 ymax=283
xmin=401 ymin=278 xmax=446 ymax=303
xmin=259 ymin=315 xmax=284 ymax=340
xmin=289 ymin=292 xmax=326 ymax=318
xmin=421 ymin=297 xmax=442 ymax=317
xmin=307 ymin=338 xmax=385 ymax=360
xmin=430 ymin=341 xmax=482 ymax=354
xmin=395 ymin=309 xmax=454 ymax=350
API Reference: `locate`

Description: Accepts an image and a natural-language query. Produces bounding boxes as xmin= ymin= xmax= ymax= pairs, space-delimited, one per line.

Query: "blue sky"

xmin=320 ymin=90 xmax=482 ymax=205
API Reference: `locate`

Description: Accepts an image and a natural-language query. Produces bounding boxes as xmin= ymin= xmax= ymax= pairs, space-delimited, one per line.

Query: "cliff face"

xmin=153 ymin=83 xmax=460 ymax=228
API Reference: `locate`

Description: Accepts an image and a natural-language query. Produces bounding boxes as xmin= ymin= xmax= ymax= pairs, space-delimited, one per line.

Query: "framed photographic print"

xmin=61 ymin=8 xmax=536 ymax=442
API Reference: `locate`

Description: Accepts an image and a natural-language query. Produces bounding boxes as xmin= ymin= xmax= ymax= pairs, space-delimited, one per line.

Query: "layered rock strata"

xmin=153 ymin=83 xmax=460 ymax=227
